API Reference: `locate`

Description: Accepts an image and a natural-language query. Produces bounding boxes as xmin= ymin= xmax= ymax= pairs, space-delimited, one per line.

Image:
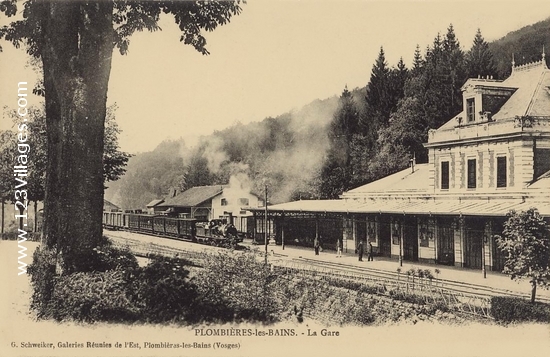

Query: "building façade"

xmin=248 ymin=53 xmax=550 ymax=273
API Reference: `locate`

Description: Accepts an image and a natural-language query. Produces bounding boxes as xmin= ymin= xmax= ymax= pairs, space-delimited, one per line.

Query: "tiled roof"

xmin=246 ymin=61 xmax=550 ymax=219
xmin=103 ymin=199 xmax=120 ymax=210
xmin=146 ymin=199 xmax=165 ymax=207
xmin=528 ymin=169 xmax=550 ymax=190
xmin=343 ymin=164 xmax=430 ymax=196
xmin=158 ymin=185 xmax=225 ymax=208
xmin=247 ymin=161 xmax=550 ymax=217
xmin=436 ymin=59 xmax=550 ymax=131
xmin=494 ymin=60 xmax=550 ymax=120
xmin=253 ymin=198 xmax=550 ymax=217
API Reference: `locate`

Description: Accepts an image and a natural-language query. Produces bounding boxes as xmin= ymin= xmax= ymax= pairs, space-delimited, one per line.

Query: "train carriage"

xmin=103 ymin=211 xmax=243 ymax=248
xmin=153 ymin=216 xmax=165 ymax=235
xmin=102 ymin=211 xmax=126 ymax=230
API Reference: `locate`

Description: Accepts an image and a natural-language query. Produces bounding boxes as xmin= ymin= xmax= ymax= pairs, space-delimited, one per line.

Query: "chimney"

xmin=410 ymin=153 xmax=416 ymax=173
xmin=168 ymin=187 xmax=177 ymax=198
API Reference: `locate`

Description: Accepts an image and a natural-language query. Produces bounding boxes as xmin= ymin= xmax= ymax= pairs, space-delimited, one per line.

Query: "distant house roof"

xmin=146 ymin=199 xmax=165 ymax=208
xmin=103 ymin=199 xmax=120 ymax=210
xmin=159 ymin=185 xmax=226 ymax=208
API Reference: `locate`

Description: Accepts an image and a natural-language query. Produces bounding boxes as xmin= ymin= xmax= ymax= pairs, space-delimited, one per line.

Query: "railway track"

xmin=284 ymin=256 xmax=549 ymax=303
xmin=107 ymin=232 xmax=549 ymax=312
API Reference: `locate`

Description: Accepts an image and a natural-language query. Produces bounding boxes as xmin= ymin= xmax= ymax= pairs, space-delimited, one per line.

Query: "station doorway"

xmin=464 ymin=218 xmax=484 ymax=269
xmin=403 ymin=216 xmax=418 ymax=261
xmin=437 ymin=217 xmax=455 ymax=265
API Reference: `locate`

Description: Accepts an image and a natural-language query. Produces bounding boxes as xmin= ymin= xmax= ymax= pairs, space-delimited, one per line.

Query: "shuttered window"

xmin=497 ymin=156 xmax=507 ymax=188
xmin=441 ymin=161 xmax=449 ymax=189
xmin=467 ymin=98 xmax=475 ymax=122
xmin=467 ymin=159 xmax=476 ymax=189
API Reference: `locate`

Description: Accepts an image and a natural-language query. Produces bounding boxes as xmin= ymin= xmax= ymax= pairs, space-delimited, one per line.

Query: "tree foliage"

xmin=466 ymin=28 xmax=497 ymax=79
xmin=488 ymin=17 xmax=550 ymax=78
xmin=496 ymin=209 xmax=550 ymax=303
xmin=0 ymin=0 xmax=244 ymax=273
xmin=103 ymin=105 xmax=133 ymax=184
xmin=364 ymin=47 xmax=392 ymax=129
xmin=3 ymin=104 xmax=130 ymax=193
xmin=320 ymin=86 xmax=360 ymax=198
xmin=116 ymin=139 xmax=187 ymax=209
xmin=109 ymin=23 xmax=505 ymax=204
xmin=0 ymin=130 xmax=16 ymax=202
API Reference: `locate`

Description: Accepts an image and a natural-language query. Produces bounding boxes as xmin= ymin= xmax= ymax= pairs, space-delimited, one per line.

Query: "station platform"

xmin=105 ymin=230 xmax=550 ymax=301
xmin=244 ymin=240 xmax=550 ymax=301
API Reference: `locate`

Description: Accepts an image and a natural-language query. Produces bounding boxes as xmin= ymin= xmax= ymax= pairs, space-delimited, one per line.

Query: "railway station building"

xmin=248 ymin=54 xmax=550 ymax=272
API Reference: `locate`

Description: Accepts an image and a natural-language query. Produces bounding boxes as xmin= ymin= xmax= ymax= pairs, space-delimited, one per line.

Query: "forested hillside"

xmin=489 ymin=17 xmax=550 ymax=78
xmin=106 ymin=96 xmax=341 ymax=208
xmin=106 ymin=18 xmax=550 ymax=209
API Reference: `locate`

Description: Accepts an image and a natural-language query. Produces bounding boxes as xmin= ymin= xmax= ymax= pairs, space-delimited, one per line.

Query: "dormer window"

xmin=466 ymin=98 xmax=475 ymax=122
xmin=458 ymin=79 xmax=517 ymax=128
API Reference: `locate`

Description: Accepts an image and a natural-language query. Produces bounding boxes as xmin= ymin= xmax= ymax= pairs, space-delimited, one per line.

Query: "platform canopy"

xmin=248 ymin=198 xmax=550 ymax=218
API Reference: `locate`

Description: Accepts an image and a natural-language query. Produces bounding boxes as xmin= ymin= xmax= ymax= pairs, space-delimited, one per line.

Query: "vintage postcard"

xmin=1 ymin=1 xmax=550 ymax=357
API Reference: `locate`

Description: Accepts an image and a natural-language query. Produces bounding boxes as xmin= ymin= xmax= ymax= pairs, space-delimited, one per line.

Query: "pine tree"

xmin=415 ymin=27 xmax=466 ymax=129
xmin=442 ymin=24 xmax=466 ymax=114
xmin=320 ymin=86 xmax=360 ymax=198
xmin=390 ymin=57 xmax=408 ymax=102
xmin=411 ymin=44 xmax=424 ymax=76
xmin=364 ymin=47 xmax=392 ymax=127
xmin=466 ymin=28 xmax=497 ymax=79
xmin=328 ymin=86 xmax=359 ymax=167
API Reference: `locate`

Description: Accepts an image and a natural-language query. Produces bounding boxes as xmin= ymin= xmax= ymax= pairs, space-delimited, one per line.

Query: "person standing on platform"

xmin=336 ymin=238 xmax=342 ymax=258
xmin=367 ymin=242 xmax=374 ymax=261
xmin=358 ymin=240 xmax=364 ymax=261
xmin=314 ymin=237 xmax=320 ymax=255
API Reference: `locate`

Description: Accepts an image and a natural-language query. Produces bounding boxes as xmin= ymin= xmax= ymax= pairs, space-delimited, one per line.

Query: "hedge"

xmin=490 ymin=296 xmax=550 ymax=323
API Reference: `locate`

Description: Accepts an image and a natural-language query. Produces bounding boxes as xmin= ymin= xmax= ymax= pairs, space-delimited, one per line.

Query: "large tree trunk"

xmin=40 ymin=2 xmax=114 ymax=273
xmin=531 ymin=281 xmax=537 ymax=303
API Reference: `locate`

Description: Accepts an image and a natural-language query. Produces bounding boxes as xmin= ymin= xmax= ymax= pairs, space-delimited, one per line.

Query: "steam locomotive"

xmin=102 ymin=211 xmax=243 ymax=248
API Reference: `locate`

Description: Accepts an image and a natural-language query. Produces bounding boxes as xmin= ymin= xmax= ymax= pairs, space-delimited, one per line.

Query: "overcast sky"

xmin=1 ymin=0 xmax=549 ymax=153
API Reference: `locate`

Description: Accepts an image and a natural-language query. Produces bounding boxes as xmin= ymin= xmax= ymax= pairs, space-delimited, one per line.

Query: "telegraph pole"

xmin=399 ymin=219 xmax=404 ymax=267
xmin=482 ymin=233 xmax=487 ymax=279
xmin=264 ymin=184 xmax=268 ymax=265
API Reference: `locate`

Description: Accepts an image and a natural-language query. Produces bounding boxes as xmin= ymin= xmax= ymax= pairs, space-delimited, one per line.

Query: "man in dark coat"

xmin=367 ymin=242 xmax=374 ymax=261
xmin=358 ymin=241 xmax=364 ymax=261
xmin=314 ymin=237 xmax=320 ymax=255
